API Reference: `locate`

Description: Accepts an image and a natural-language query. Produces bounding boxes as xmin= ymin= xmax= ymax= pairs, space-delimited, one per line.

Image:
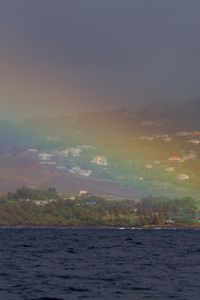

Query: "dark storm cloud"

xmin=0 ymin=0 xmax=200 ymax=116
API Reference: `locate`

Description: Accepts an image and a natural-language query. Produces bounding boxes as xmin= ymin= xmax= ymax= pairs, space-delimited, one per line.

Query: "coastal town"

xmin=21 ymin=129 xmax=199 ymax=187
xmin=0 ymin=105 xmax=199 ymax=199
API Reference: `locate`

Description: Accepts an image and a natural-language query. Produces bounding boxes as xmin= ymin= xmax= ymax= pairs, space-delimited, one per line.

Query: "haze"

xmin=0 ymin=0 xmax=200 ymax=118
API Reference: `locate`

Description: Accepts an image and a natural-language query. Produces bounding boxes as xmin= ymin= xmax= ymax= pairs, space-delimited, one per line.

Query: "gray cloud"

xmin=0 ymin=0 xmax=200 ymax=116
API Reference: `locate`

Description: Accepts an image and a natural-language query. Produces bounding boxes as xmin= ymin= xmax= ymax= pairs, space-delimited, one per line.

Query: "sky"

xmin=0 ymin=0 xmax=200 ymax=118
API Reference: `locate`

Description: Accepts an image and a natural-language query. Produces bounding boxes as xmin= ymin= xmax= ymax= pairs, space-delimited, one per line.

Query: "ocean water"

xmin=0 ymin=228 xmax=200 ymax=300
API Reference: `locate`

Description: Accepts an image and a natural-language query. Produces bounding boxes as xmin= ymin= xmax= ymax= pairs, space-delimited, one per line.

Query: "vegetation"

xmin=6 ymin=186 xmax=59 ymax=201
xmin=0 ymin=187 xmax=199 ymax=227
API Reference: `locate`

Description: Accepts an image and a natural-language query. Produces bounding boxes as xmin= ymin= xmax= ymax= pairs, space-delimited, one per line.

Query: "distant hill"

xmin=0 ymin=100 xmax=200 ymax=199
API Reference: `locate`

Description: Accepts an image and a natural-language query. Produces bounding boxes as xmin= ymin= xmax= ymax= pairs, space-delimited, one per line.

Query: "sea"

xmin=0 ymin=228 xmax=200 ymax=300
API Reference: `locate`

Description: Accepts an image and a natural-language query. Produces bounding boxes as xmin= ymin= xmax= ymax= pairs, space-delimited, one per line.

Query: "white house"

xmin=176 ymin=131 xmax=191 ymax=137
xmin=91 ymin=155 xmax=108 ymax=166
xmin=153 ymin=160 xmax=161 ymax=164
xmin=39 ymin=161 xmax=56 ymax=166
xmin=28 ymin=148 xmax=38 ymax=154
xmin=79 ymin=190 xmax=88 ymax=197
xmin=38 ymin=153 xmax=52 ymax=161
xmin=70 ymin=148 xmax=82 ymax=157
xmin=141 ymin=121 xmax=161 ymax=127
xmin=145 ymin=164 xmax=153 ymax=169
xmin=139 ymin=136 xmax=154 ymax=141
xmin=59 ymin=149 xmax=70 ymax=157
xmin=165 ymin=167 xmax=175 ymax=172
xmin=177 ymin=174 xmax=189 ymax=180
xmin=168 ymin=156 xmax=182 ymax=161
xmin=70 ymin=167 xmax=92 ymax=177
xmin=163 ymin=135 xmax=171 ymax=142
xmin=188 ymin=139 xmax=200 ymax=144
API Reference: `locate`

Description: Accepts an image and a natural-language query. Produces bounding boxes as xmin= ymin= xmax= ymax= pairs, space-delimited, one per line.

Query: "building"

xmin=177 ymin=174 xmax=189 ymax=180
xmin=168 ymin=156 xmax=182 ymax=161
xmin=165 ymin=167 xmax=175 ymax=172
xmin=153 ymin=160 xmax=160 ymax=164
xmin=28 ymin=148 xmax=38 ymax=154
xmin=188 ymin=139 xmax=200 ymax=144
xmin=192 ymin=131 xmax=200 ymax=137
xmin=91 ymin=155 xmax=108 ymax=166
xmin=56 ymin=166 xmax=66 ymax=170
xmin=78 ymin=170 xmax=92 ymax=177
xmin=38 ymin=153 xmax=52 ymax=161
xmin=176 ymin=131 xmax=191 ymax=137
xmin=163 ymin=135 xmax=171 ymax=142
xmin=139 ymin=136 xmax=154 ymax=141
xmin=141 ymin=121 xmax=161 ymax=127
xmin=78 ymin=145 xmax=93 ymax=150
xmin=70 ymin=167 xmax=92 ymax=177
xmin=145 ymin=164 xmax=153 ymax=169
xmin=59 ymin=149 xmax=69 ymax=157
xmin=70 ymin=148 xmax=82 ymax=157
xmin=79 ymin=190 xmax=88 ymax=197
xmin=183 ymin=151 xmax=197 ymax=160
xmin=39 ymin=161 xmax=56 ymax=166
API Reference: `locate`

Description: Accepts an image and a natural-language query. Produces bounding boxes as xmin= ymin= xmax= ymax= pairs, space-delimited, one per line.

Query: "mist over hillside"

xmin=0 ymin=100 xmax=199 ymax=199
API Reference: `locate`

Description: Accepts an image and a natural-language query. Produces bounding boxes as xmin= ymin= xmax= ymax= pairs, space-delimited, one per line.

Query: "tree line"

xmin=0 ymin=187 xmax=198 ymax=227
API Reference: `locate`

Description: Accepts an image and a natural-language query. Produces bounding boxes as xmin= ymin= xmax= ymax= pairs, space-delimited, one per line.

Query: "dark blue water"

xmin=0 ymin=228 xmax=200 ymax=300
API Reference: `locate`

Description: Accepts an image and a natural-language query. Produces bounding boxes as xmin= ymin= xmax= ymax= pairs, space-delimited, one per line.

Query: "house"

xmin=38 ymin=153 xmax=52 ymax=161
xmin=176 ymin=131 xmax=191 ymax=137
xmin=56 ymin=166 xmax=66 ymax=170
xmin=141 ymin=121 xmax=161 ymax=127
xmin=78 ymin=145 xmax=93 ymax=150
xmin=19 ymin=198 xmax=31 ymax=202
xmin=91 ymin=155 xmax=108 ymax=166
xmin=145 ymin=164 xmax=153 ymax=169
xmin=39 ymin=161 xmax=56 ymax=166
xmin=188 ymin=152 xmax=197 ymax=159
xmin=177 ymin=174 xmax=189 ymax=180
xmin=188 ymin=139 xmax=200 ymax=144
xmin=79 ymin=170 xmax=92 ymax=177
xmin=163 ymin=135 xmax=171 ymax=142
xmin=28 ymin=148 xmax=38 ymax=154
xmin=165 ymin=167 xmax=175 ymax=172
xmin=59 ymin=149 xmax=69 ymax=157
xmin=153 ymin=160 xmax=160 ymax=164
xmin=70 ymin=167 xmax=81 ymax=174
xmin=168 ymin=156 xmax=182 ymax=161
xmin=165 ymin=219 xmax=175 ymax=224
xmin=79 ymin=190 xmax=88 ymax=197
xmin=154 ymin=134 xmax=171 ymax=142
xmin=192 ymin=131 xmax=200 ymax=137
xmin=70 ymin=148 xmax=82 ymax=157
xmin=34 ymin=200 xmax=48 ymax=206
xmin=70 ymin=167 xmax=92 ymax=177
xmin=183 ymin=151 xmax=197 ymax=160
xmin=139 ymin=136 xmax=154 ymax=141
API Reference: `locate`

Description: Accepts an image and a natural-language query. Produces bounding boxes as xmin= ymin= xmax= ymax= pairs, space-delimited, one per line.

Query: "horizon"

xmin=0 ymin=98 xmax=200 ymax=121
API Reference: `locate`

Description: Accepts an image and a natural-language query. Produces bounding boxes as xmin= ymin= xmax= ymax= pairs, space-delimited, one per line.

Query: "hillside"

xmin=0 ymin=101 xmax=199 ymax=199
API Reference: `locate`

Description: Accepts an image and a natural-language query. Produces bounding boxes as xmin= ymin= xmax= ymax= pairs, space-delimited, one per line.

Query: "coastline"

xmin=0 ymin=224 xmax=200 ymax=230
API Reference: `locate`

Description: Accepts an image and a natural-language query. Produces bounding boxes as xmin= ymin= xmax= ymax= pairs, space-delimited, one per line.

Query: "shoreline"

xmin=0 ymin=224 xmax=200 ymax=230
